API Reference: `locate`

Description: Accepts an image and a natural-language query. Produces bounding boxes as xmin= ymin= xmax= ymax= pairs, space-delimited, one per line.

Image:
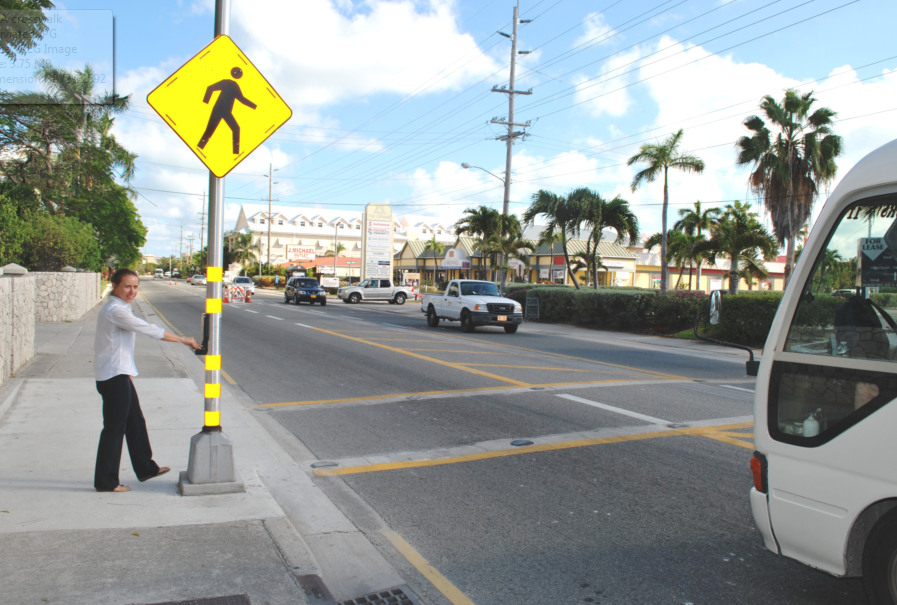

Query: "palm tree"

xmin=523 ymin=190 xmax=584 ymax=289
xmin=693 ymin=203 xmax=778 ymax=294
xmin=627 ymin=129 xmax=705 ymax=293
xmin=455 ymin=205 xmax=500 ymax=281
xmin=645 ymin=230 xmax=700 ymax=290
xmin=231 ymin=232 xmax=260 ymax=275
xmin=537 ymin=228 xmax=564 ymax=283
xmin=674 ymin=200 xmax=720 ymax=290
xmin=736 ymin=89 xmax=843 ymax=288
xmin=483 ymin=233 xmax=534 ymax=281
xmin=572 ymin=188 xmax=640 ymax=289
xmin=323 ymin=242 xmax=346 ymax=257
xmin=422 ymin=234 xmax=445 ymax=291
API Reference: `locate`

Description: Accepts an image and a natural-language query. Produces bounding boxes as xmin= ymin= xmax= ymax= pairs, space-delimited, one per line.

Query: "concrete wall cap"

xmin=2 ymin=263 xmax=27 ymax=275
xmin=60 ymin=266 xmax=77 ymax=272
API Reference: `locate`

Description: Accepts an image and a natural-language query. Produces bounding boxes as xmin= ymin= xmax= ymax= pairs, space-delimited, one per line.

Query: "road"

xmin=141 ymin=278 xmax=866 ymax=605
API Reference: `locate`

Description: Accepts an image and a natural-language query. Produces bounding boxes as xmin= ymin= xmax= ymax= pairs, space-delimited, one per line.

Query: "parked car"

xmin=192 ymin=274 xmax=207 ymax=286
xmin=163 ymin=271 xmax=171 ymax=278
xmin=338 ymin=278 xmax=412 ymax=305
xmin=421 ymin=279 xmax=523 ymax=333
xmin=284 ymin=277 xmax=327 ymax=305
xmin=231 ymin=276 xmax=255 ymax=294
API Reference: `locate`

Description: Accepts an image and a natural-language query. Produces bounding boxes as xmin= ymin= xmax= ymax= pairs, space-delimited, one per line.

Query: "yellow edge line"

xmin=221 ymin=370 xmax=237 ymax=385
xmin=316 ymin=427 xmax=681 ymax=476
xmin=404 ymin=350 xmax=531 ymax=354
xmin=304 ymin=325 xmax=530 ymax=387
xmin=140 ymin=293 xmax=183 ymax=336
xmin=423 ymin=331 xmax=687 ymax=381
xmin=381 ymin=531 xmax=476 ymax=605
xmin=252 ymin=378 xmax=651 ymax=408
xmin=696 ymin=434 xmax=755 ymax=450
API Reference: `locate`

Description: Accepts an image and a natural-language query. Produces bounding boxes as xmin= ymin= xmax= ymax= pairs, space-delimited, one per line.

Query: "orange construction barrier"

xmin=245 ymin=290 xmax=252 ymax=303
xmin=223 ymin=287 xmax=231 ymax=303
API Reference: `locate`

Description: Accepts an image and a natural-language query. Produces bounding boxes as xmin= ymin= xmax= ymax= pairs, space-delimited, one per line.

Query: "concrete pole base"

xmin=179 ymin=428 xmax=245 ymax=496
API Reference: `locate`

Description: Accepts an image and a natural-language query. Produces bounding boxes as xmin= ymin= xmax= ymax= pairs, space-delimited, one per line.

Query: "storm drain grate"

xmin=338 ymin=585 xmax=420 ymax=605
xmin=137 ymin=595 xmax=251 ymax=605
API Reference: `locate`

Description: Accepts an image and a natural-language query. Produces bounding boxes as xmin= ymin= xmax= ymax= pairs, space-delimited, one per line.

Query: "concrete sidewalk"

xmin=0 ymin=298 xmax=412 ymax=605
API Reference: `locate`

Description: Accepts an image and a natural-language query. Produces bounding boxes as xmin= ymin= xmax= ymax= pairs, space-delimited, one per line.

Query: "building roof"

xmin=397 ymin=240 xmax=449 ymax=259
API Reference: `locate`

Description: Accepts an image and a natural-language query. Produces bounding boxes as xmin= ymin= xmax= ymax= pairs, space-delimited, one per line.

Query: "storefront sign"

xmin=320 ymin=277 xmax=339 ymax=288
xmin=601 ymin=260 xmax=627 ymax=269
xmin=287 ymin=245 xmax=315 ymax=261
xmin=441 ymin=258 xmax=471 ymax=269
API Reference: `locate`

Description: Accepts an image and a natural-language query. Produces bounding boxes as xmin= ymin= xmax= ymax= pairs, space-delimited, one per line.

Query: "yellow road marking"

xmin=351 ymin=338 xmax=454 ymax=342
xmin=456 ymin=364 xmax=616 ymax=373
xmin=252 ymin=378 xmax=654 ymax=409
xmin=315 ymin=421 xmax=754 ymax=477
xmin=403 ymin=349 xmax=532 ymax=354
xmin=304 ymin=325 xmax=530 ymax=387
xmin=221 ymin=370 xmax=237 ymax=385
xmin=683 ymin=423 xmax=754 ymax=450
xmin=382 ymin=531 xmax=476 ymax=605
xmin=316 ymin=427 xmax=683 ymax=476
xmin=418 ymin=330 xmax=687 ymax=380
xmin=140 ymin=293 xmax=184 ymax=336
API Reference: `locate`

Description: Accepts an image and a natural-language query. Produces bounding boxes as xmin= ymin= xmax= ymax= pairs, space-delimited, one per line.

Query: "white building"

xmin=230 ymin=205 xmax=456 ymax=264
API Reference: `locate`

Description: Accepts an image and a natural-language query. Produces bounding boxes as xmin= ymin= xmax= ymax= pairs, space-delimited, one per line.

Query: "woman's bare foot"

xmin=96 ymin=485 xmax=131 ymax=493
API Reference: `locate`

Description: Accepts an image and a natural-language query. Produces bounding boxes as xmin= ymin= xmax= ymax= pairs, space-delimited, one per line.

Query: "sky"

xmin=46 ymin=0 xmax=897 ymax=257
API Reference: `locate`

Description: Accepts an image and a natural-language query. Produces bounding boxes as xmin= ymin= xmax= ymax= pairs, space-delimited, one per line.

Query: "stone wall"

xmin=0 ymin=274 xmax=36 ymax=385
xmin=33 ymin=272 xmax=102 ymax=322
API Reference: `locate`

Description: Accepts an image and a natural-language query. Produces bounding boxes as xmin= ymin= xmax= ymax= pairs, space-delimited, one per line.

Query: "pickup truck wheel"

xmin=427 ymin=307 xmax=440 ymax=328
xmin=394 ymin=293 xmax=406 ymax=305
xmin=503 ymin=324 xmax=518 ymax=334
xmin=863 ymin=508 xmax=897 ymax=605
xmin=349 ymin=293 xmax=361 ymax=304
xmin=460 ymin=310 xmax=475 ymax=332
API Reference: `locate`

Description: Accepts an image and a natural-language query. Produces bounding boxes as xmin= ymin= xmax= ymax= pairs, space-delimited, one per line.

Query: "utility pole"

xmin=198 ymin=192 xmax=206 ymax=270
xmin=492 ymin=0 xmax=532 ymax=292
xmin=334 ymin=222 xmax=338 ymax=279
xmin=187 ymin=233 xmax=197 ymax=270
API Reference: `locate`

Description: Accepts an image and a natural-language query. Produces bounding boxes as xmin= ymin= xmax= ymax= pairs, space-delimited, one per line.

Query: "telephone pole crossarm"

xmin=490 ymin=86 xmax=533 ymax=95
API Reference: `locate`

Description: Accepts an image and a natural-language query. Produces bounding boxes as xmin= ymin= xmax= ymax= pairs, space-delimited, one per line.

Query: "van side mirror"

xmin=709 ymin=290 xmax=722 ymax=325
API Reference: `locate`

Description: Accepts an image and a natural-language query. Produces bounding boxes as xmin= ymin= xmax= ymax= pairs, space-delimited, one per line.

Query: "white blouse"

xmin=94 ymin=296 xmax=165 ymax=381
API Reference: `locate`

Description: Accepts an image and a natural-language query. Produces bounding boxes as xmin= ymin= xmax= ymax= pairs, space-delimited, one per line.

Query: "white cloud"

xmin=572 ymin=46 xmax=642 ymax=117
xmin=574 ymin=13 xmax=618 ymax=48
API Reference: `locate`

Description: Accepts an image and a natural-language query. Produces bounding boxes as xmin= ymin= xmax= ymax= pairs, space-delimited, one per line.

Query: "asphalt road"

xmin=141 ymin=278 xmax=867 ymax=605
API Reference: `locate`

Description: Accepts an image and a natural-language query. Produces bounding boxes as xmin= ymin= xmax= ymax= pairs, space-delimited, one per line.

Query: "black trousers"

xmin=94 ymin=375 xmax=160 ymax=490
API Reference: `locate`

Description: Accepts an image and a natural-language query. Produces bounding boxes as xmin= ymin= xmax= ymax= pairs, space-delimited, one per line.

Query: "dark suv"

xmin=285 ymin=277 xmax=327 ymax=305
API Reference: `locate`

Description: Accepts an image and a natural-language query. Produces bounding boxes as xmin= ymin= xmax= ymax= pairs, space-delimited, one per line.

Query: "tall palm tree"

xmin=523 ymin=190 xmax=583 ymax=289
xmin=736 ymin=89 xmax=843 ymax=288
xmin=231 ymin=232 xmax=260 ymax=276
xmin=483 ymin=233 xmax=534 ymax=281
xmin=422 ymin=234 xmax=445 ymax=290
xmin=537 ymin=228 xmax=564 ymax=283
xmin=693 ymin=203 xmax=778 ymax=294
xmin=673 ymin=200 xmax=719 ymax=290
xmin=572 ymin=188 xmax=640 ymax=289
xmin=323 ymin=242 xmax=346 ymax=257
xmin=627 ymin=129 xmax=705 ymax=293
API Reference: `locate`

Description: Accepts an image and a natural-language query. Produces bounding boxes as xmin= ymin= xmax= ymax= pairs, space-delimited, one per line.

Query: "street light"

xmin=461 ymin=163 xmax=505 ymax=185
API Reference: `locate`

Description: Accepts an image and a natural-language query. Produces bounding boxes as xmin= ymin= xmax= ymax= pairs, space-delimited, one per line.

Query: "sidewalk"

xmin=0 ymin=297 xmax=410 ymax=605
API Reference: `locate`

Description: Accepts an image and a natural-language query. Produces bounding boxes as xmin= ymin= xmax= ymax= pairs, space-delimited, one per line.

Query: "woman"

xmin=94 ymin=268 xmax=201 ymax=492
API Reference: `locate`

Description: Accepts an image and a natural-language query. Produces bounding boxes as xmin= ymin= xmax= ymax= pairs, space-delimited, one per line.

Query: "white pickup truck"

xmin=421 ymin=279 xmax=523 ymax=333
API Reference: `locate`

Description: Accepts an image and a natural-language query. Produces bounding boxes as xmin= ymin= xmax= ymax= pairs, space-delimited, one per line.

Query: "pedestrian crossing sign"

xmin=147 ymin=35 xmax=292 ymax=178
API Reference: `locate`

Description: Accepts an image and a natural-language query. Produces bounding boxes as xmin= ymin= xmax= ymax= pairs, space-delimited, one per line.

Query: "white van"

xmin=154 ymin=268 xmax=164 ymax=279
xmin=749 ymin=139 xmax=897 ymax=604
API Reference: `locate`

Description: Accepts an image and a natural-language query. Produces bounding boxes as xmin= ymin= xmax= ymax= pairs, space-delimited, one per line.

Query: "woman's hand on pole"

xmin=162 ymin=331 xmax=202 ymax=350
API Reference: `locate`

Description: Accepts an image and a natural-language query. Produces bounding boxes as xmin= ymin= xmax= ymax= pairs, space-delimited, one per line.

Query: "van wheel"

xmin=461 ymin=310 xmax=475 ymax=332
xmin=863 ymin=508 xmax=897 ymax=605
xmin=349 ymin=293 xmax=361 ymax=304
xmin=427 ymin=307 xmax=439 ymax=327
xmin=394 ymin=293 xmax=406 ymax=305
xmin=504 ymin=324 xmax=518 ymax=334
xmin=284 ymin=294 xmax=289 ymax=304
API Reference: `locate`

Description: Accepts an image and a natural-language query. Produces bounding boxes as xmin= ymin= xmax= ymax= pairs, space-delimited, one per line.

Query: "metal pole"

xmin=267 ymin=162 xmax=272 ymax=267
xmin=183 ymin=0 xmax=242 ymax=493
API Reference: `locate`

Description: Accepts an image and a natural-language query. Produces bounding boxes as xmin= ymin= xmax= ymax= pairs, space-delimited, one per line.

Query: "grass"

xmin=672 ymin=328 xmax=699 ymax=340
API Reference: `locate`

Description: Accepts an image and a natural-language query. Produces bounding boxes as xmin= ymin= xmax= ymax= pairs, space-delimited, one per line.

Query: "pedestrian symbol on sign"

xmin=146 ymin=35 xmax=292 ymax=178
xmin=198 ymin=67 xmax=257 ymax=155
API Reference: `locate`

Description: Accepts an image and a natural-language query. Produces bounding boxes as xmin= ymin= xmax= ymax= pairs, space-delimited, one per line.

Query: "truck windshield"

xmin=461 ymin=282 xmax=500 ymax=296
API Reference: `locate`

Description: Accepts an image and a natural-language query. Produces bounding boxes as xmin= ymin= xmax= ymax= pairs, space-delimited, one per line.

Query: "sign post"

xmin=147 ymin=0 xmax=292 ymax=495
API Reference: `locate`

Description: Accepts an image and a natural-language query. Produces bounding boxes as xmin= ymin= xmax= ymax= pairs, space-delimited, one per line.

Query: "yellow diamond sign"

xmin=147 ymin=35 xmax=292 ymax=178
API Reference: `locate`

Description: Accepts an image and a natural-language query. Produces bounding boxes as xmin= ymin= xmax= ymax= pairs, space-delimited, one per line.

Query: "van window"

xmin=774 ymin=194 xmax=897 ymax=446
xmin=785 ymin=195 xmax=897 ymax=362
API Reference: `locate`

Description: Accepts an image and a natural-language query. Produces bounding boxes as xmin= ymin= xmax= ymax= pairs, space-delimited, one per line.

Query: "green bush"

xmin=871 ymin=292 xmax=897 ymax=308
xmin=710 ymin=292 xmax=783 ymax=346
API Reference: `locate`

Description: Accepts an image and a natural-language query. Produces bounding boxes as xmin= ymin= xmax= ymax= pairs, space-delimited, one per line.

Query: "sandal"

xmin=96 ymin=485 xmax=131 ymax=493
xmin=139 ymin=466 xmax=171 ymax=482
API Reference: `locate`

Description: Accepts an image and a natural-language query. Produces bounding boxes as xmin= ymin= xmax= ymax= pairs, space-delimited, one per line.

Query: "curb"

xmin=0 ymin=378 xmax=25 ymax=424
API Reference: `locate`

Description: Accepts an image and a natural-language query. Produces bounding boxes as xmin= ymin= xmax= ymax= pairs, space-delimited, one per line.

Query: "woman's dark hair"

xmin=111 ymin=268 xmax=139 ymax=285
